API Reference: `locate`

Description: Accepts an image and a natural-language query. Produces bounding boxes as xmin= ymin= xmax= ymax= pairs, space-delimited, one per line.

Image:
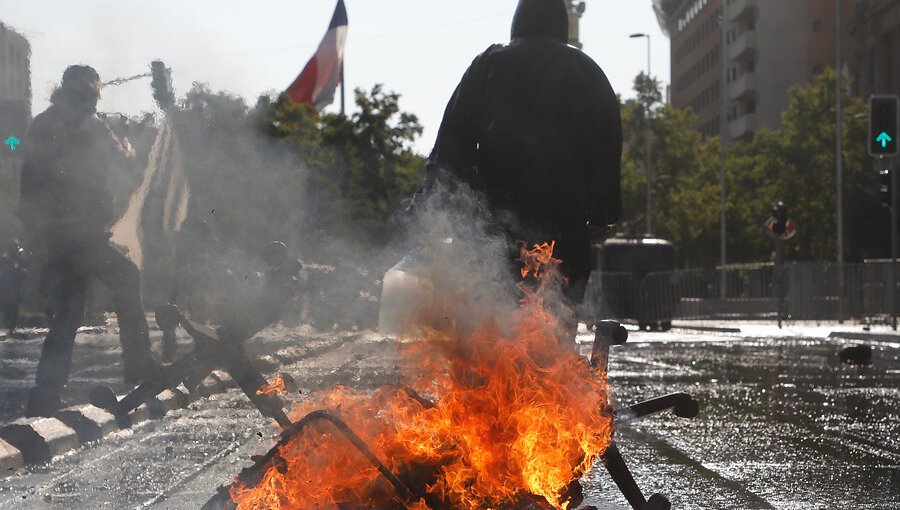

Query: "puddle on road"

xmin=588 ymin=334 xmax=900 ymax=509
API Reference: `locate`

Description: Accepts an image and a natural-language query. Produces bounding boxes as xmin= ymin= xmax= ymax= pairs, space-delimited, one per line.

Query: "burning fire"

xmin=257 ymin=374 xmax=289 ymax=397
xmin=231 ymin=243 xmax=613 ymax=509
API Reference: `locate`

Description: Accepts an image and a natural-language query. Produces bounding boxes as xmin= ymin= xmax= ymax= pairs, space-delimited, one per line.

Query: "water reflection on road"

xmin=581 ymin=330 xmax=900 ymax=509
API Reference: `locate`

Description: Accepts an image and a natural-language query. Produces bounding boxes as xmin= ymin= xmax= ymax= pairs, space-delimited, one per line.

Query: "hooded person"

xmin=425 ymin=0 xmax=623 ymax=312
xmin=19 ymin=65 xmax=157 ymax=416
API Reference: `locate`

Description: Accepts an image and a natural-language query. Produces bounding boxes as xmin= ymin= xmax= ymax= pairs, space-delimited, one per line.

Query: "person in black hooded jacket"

xmin=19 ymin=65 xmax=156 ymax=416
xmin=426 ymin=0 xmax=623 ymax=306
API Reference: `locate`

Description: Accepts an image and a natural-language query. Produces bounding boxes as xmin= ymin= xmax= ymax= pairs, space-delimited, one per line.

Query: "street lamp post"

xmin=836 ymin=0 xmax=845 ymax=321
xmin=719 ymin=14 xmax=729 ymax=300
xmin=631 ymin=32 xmax=653 ymax=235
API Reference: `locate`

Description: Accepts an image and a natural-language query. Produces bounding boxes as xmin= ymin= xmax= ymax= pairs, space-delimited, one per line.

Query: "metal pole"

xmin=646 ymin=35 xmax=653 ymax=235
xmin=892 ymin=156 xmax=897 ymax=330
xmin=776 ymin=236 xmax=784 ymax=329
xmin=836 ymin=0 xmax=845 ymax=322
xmin=340 ymin=60 xmax=346 ymax=116
xmin=720 ymin=12 xmax=728 ymax=300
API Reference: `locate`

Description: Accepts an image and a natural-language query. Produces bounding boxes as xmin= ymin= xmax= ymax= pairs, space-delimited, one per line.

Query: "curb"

xmin=0 ymin=334 xmax=350 ymax=477
xmin=0 ymin=418 xmax=80 ymax=465
xmin=828 ymin=331 xmax=900 ymax=343
xmin=54 ymin=405 xmax=117 ymax=443
xmin=0 ymin=380 xmax=236 ymax=474
xmin=0 ymin=439 xmax=24 ymax=474
xmin=671 ymin=324 xmax=743 ymax=333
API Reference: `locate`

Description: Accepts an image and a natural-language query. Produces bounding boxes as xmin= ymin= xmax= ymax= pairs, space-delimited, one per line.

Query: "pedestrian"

xmin=18 ymin=65 xmax=157 ymax=417
xmin=424 ymin=0 xmax=623 ymax=333
xmin=0 ymin=240 xmax=28 ymax=336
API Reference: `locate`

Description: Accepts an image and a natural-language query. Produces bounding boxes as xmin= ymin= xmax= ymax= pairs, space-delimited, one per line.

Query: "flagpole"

xmin=340 ymin=60 xmax=346 ymax=116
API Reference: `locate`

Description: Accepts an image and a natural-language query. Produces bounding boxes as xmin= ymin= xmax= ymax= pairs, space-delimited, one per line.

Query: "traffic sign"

xmin=766 ymin=217 xmax=796 ymax=241
xmin=869 ymin=95 xmax=899 ymax=156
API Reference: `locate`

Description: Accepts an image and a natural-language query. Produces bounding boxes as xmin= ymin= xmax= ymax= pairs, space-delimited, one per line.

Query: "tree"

xmin=730 ymin=68 xmax=886 ymax=262
xmin=620 ymin=73 xmax=723 ymax=267
xmin=620 ymin=68 xmax=888 ymax=266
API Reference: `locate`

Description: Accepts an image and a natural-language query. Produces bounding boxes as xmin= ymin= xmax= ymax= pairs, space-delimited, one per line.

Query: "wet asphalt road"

xmin=0 ymin=325 xmax=898 ymax=509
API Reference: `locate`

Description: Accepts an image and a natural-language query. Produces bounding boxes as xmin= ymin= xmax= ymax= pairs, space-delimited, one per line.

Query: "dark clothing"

xmin=0 ymin=251 xmax=26 ymax=333
xmin=427 ymin=30 xmax=623 ymax=298
xmin=35 ymin=239 xmax=150 ymax=394
xmin=19 ymin=102 xmax=152 ymax=412
xmin=20 ymin=105 xmax=130 ymax=238
xmin=510 ymin=0 xmax=569 ymax=43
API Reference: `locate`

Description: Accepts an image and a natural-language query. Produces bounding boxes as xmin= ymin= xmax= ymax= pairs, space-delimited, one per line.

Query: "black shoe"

xmin=24 ymin=386 xmax=63 ymax=417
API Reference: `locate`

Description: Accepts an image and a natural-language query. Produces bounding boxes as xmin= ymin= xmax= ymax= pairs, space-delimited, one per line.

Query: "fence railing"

xmin=588 ymin=261 xmax=899 ymax=324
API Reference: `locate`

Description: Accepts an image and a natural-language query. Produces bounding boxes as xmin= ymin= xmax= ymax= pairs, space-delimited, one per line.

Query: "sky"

xmin=3 ymin=0 xmax=670 ymax=155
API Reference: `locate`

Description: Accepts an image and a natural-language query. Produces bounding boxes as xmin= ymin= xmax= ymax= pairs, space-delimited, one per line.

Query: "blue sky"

xmin=4 ymin=0 xmax=670 ymax=154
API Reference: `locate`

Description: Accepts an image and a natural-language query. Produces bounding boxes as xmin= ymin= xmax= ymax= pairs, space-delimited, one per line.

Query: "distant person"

xmin=425 ymin=0 xmax=622 ymax=317
xmin=18 ymin=65 xmax=156 ymax=416
xmin=0 ymin=240 xmax=28 ymax=336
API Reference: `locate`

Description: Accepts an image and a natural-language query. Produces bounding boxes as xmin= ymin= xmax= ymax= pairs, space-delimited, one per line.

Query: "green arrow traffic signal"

xmin=870 ymin=96 xmax=899 ymax=156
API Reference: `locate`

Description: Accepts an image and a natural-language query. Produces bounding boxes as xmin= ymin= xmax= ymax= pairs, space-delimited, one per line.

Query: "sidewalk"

xmin=669 ymin=319 xmax=900 ymax=343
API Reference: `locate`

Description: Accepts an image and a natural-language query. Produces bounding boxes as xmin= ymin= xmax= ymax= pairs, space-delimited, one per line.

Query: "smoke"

xmin=380 ymin=174 xmax=523 ymax=338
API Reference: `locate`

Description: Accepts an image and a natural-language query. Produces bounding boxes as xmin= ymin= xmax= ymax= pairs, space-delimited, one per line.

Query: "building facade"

xmin=0 ymin=21 xmax=31 ymax=238
xmin=654 ymin=0 xmax=854 ymax=143
xmin=847 ymin=0 xmax=900 ymax=99
xmin=0 ymin=21 xmax=30 ymax=130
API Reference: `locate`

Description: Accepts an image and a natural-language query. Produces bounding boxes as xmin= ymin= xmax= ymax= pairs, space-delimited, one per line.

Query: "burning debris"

xmin=257 ymin=373 xmax=297 ymax=397
xmin=209 ymin=243 xmax=615 ymax=510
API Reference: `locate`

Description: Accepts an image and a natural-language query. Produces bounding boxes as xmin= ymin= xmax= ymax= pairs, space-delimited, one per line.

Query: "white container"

xmin=377 ymin=255 xmax=436 ymax=337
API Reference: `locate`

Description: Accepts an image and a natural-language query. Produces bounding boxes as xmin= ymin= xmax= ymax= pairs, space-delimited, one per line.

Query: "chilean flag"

xmin=285 ymin=0 xmax=348 ymax=110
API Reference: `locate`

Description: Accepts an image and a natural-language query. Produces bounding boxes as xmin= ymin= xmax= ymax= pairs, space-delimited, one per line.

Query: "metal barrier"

xmin=590 ymin=261 xmax=899 ymax=323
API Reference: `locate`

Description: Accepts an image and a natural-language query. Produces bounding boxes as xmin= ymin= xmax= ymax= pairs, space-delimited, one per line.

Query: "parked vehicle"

xmin=593 ymin=237 xmax=679 ymax=331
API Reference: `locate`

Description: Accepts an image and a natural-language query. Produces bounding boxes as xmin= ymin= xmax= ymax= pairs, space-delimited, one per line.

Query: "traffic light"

xmin=0 ymin=99 xmax=29 ymax=158
xmin=869 ymin=95 xmax=899 ymax=157
xmin=771 ymin=201 xmax=789 ymax=235
xmin=881 ymin=169 xmax=892 ymax=208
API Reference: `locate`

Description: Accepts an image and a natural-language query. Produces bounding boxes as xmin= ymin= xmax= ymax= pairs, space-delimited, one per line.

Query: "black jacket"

xmin=19 ymin=104 xmax=132 ymax=240
xmin=427 ymin=0 xmax=623 ymax=270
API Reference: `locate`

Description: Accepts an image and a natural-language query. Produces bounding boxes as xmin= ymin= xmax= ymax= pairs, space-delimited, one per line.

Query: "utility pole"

xmin=836 ymin=0 xmax=845 ymax=321
xmin=630 ymin=33 xmax=653 ymax=235
xmin=892 ymin=156 xmax=898 ymax=331
xmin=340 ymin=60 xmax=346 ymax=116
xmin=719 ymin=11 xmax=729 ymax=300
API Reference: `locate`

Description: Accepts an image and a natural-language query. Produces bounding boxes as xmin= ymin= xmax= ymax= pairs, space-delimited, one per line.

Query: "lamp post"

xmin=835 ymin=0 xmax=845 ymax=321
xmin=631 ymin=32 xmax=653 ymax=235
xmin=719 ymin=14 xmax=729 ymax=300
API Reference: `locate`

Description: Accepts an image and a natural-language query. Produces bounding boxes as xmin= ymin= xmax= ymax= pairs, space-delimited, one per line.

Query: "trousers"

xmin=34 ymin=239 xmax=152 ymax=397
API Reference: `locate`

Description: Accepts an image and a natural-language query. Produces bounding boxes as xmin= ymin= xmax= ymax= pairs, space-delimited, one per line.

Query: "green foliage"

xmin=621 ymin=73 xmax=723 ymax=267
xmin=175 ymin=83 xmax=424 ymax=260
xmin=726 ymin=68 xmax=886 ymax=262
xmin=619 ymin=68 xmax=889 ymax=266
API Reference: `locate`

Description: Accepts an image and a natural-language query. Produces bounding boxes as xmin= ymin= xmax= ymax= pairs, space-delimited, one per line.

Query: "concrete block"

xmin=197 ymin=375 xmax=224 ymax=398
xmin=176 ymin=383 xmax=199 ymax=403
xmin=211 ymin=370 xmax=236 ymax=388
xmin=0 ymin=418 xmax=80 ymax=464
xmin=54 ymin=405 xmax=117 ymax=443
xmin=0 ymin=439 xmax=24 ymax=475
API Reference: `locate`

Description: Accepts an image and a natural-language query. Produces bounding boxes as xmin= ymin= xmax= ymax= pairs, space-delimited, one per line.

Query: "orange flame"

xmin=231 ymin=243 xmax=613 ymax=509
xmin=257 ymin=374 xmax=288 ymax=397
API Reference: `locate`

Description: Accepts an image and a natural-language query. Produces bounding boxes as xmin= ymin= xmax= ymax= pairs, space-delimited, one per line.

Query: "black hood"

xmin=511 ymin=0 xmax=568 ymax=43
